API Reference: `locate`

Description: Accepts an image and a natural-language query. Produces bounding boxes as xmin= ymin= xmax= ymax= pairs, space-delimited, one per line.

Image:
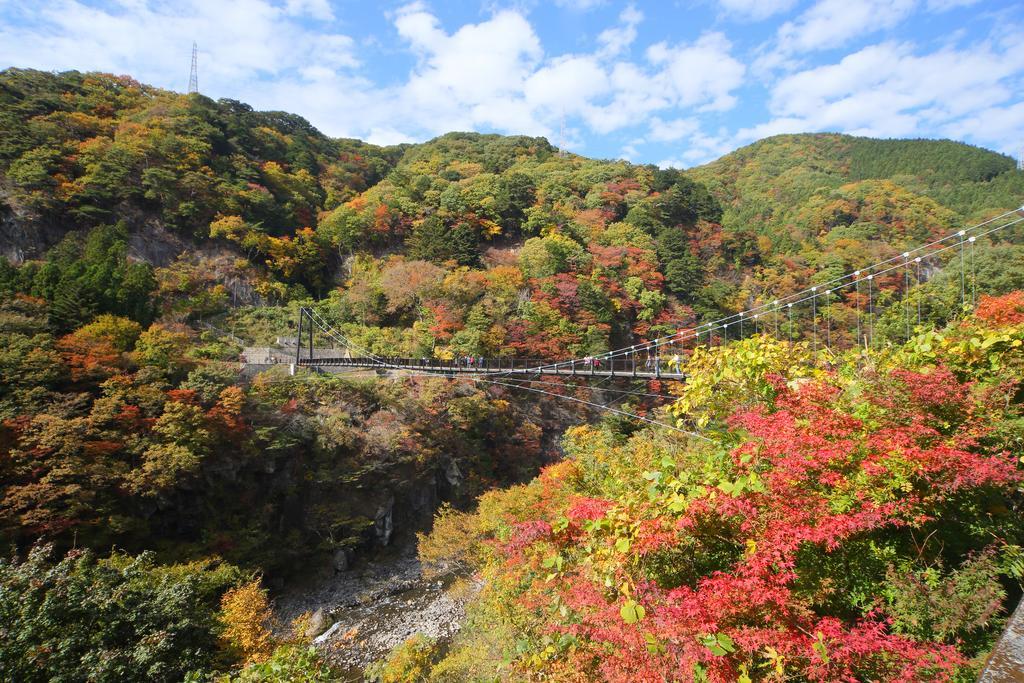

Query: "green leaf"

xmin=615 ymin=537 xmax=631 ymax=553
xmin=699 ymin=633 xmax=735 ymax=657
xmin=644 ymin=632 xmax=665 ymax=655
xmin=620 ymin=600 xmax=646 ymax=624
xmin=812 ymin=632 xmax=830 ymax=664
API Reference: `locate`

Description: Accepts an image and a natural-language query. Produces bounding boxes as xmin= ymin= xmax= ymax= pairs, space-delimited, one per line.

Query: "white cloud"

xmin=394 ymin=4 xmax=546 ymax=135
xmin=680 ymin=130 xmax=736 ymax=165
xmin=385 ymin=7 xmax=746 ymax=141
xmin=774 ymin=0 xmax=916 ymax=55
xmin=580 ymin=62 xmax=670 ymax=133
xmin=717 ymin=0 xmax=799 ymax=21
xmin=597 ymin=4 xmax=643 ymax=58
xmin=553 ymin=0 xmax=606 ymax=10
xmin=647 ymin=32 xmax=746 ymax=111
xmin=397 ymin=5 xmax=541 ymax=104
xmin=366 ymin=126 xmax=421 ymax=146
xmin=0 ymin=0 xmax=359 ymax=90
xmin=646 ymin=116 xmax=700 ymax=142
xmin=926 ymin=0 xmax=980 ymax=10
xmin=750 ymin=37 xmax=1024 ymax=149
xmin=524 ymin=56 xmax=610 ymax=115
xmin=943 ymin=102 xmax=1024 ymax=154
xmin=284 ymin=0 xmax=334 ymax=21
xmin=655 ymin=125 xmax=735 ymax=169
xmin=0 ymin=0 xmax=1017 ymax=168
xmin=394 ymin=3 xmax=453 ymax=53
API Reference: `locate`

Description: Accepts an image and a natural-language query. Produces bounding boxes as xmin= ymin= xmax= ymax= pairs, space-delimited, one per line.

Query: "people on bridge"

xmin=669 ymin=353 xmax=683 ymax=375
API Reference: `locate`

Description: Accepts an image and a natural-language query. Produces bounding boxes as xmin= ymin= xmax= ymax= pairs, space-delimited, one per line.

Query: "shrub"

xmin=0 ymin=545 xmax=240 ymax=683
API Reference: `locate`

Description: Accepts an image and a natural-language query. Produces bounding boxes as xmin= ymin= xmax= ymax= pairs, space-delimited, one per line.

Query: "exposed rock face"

xmin=374 ymin=497 xmax=395 ymax=547
xmin=0 ymin=196 xmax=66 ymax=264
xmin=444 ymin=459 xmax=462 ymax=487
xmin=126 ymin=217 xmax=188 ymax=267
xmin=0 ymin=195 xmax=189 ymax=267
xmin=333 ymin=548 xmax=350 ymax=573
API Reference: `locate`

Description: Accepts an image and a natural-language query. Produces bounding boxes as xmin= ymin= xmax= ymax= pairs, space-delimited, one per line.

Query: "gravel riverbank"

xmin=274 ymin=544 xmax=471 ymax=679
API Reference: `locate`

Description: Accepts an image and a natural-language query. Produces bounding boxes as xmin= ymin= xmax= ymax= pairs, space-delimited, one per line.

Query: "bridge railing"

xmin=297 ymin=355 xmax=689 ymax=377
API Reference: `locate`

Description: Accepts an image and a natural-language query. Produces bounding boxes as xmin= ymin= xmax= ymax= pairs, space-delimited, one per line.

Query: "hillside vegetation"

xmin=0 ymin=69 xmax=1022 ymax=681
xmin=402 ymin=295 xmax=1024 ymax=682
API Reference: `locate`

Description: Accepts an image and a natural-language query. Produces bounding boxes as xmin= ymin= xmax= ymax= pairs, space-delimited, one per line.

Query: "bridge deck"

xmin=297 ymin=356 xmax=685 ymax=379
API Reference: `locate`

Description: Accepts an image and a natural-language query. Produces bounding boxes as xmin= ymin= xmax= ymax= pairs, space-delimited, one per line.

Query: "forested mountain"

xmin=691 ymin=133 xmax=1023 ymax=224
xmin=1 ymin=69 xmax=1023 ymax=681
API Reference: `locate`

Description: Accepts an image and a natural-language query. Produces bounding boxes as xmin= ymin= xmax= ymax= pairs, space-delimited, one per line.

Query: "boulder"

xmin=305 ymin=607 xmax=329 ymax=638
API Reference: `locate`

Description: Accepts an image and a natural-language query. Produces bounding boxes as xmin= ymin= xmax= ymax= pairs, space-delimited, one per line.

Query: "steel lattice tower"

xmin=188 ymin=42 xmax=198 ymax=94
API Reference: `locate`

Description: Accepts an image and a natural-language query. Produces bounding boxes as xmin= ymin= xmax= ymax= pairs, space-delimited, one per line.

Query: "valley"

xmin=1 ymin=68 xmax=1023 ymax=681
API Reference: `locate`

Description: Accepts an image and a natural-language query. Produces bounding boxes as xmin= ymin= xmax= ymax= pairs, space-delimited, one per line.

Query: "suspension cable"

xmin=327 ymin=368 xmax=708 ymax=440
xmin=501 ymin=209 xmax=1024 ymax=376
xmin=309 ymin=212 xmax=1024 ymax=379
xmin=969 ymin=235 xmax=977 ymax=307
xmin=465 ymin=375 xmax=709 ymax=441
xmin=904 ymin=254 xmax=911 ymax=342
xmin=583 ymin=214 xmax=1024 ymax=361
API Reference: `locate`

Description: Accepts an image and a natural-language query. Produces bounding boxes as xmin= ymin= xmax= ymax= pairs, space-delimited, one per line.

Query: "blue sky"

xmin=1 ymin=0 xmax=1022 ymax=167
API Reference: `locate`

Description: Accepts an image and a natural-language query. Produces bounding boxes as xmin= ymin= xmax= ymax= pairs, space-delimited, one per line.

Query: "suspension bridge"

xmin=291 ymin=206 xmax=1024 ymax=377
xmin=273 ymin=205 xmax=1024 ymax=436
xmin=291 ymin=331 xmax=686 ymax=379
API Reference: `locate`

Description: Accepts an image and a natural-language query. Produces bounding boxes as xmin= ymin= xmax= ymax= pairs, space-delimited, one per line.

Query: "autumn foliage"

xmin=976 ymin=290 xmax=1024 ymax=326
xmin=422 ymin=317 xmax=1024 ymax=682
xmin=220 ymin=579 xmax=274 ymax=665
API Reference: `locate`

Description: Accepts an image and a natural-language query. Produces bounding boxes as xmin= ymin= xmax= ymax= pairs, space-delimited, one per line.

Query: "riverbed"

xmin=274 ymin=543 xmax=470 ymax=680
